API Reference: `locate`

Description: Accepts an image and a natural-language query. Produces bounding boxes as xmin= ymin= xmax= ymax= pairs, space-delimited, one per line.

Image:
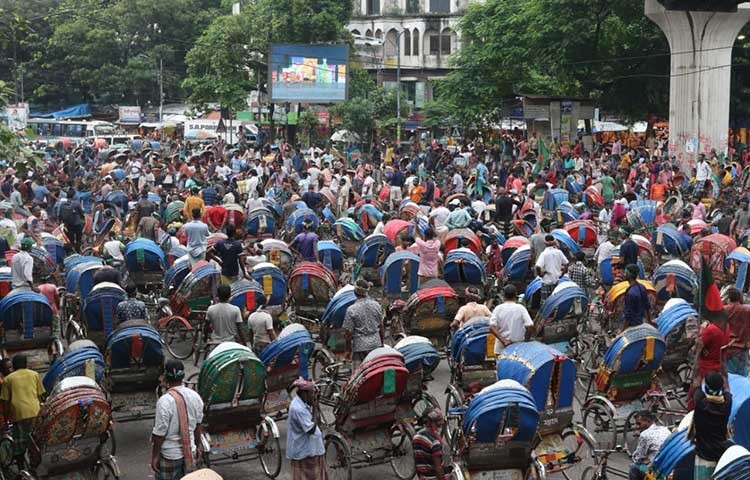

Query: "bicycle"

xmin=581 ymin=446 xmax=630 ymax=480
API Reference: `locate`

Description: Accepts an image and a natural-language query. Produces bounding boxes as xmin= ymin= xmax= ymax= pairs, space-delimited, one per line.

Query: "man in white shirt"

xmin=151 ymin=360 xmax=204 ymax=479
xmin=11 ymin=237 xmax=35 ymax=290
xmin=451 ymin=171 xmax=464 ymax=193
xmin=428 ymin=200 xmax=450 ymax=228
xmin=489 ymin=284 xmax=533 ymax=355
xmin=307 ymin=165 xmax=321 ymax=191
xmin=535 ymin=234 xmax=569 ymax=300
xmin=595 ymin=231 xmax=617 ymax=266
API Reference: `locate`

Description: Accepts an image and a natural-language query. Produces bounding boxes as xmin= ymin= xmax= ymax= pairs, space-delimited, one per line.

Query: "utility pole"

xmin=158 ymin=57 xmax=164 ymax=141
xmin=396 ymin=32 xmax=401 ymax=144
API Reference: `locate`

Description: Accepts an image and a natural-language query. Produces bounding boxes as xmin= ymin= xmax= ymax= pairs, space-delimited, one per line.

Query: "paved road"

xmin=112 ymin=352 xmax=632 ymax=480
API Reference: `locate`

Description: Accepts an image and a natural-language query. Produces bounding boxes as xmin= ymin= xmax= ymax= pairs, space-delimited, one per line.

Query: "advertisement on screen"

xmin=268 ymin=44 xmax=349 ymax=103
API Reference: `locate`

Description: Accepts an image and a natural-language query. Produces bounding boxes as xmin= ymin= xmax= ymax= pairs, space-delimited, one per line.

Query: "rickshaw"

xmin=0 ymin=290 xmax=62 ymax=371
xmin=392 ymin=338 xmax=442 ymax=429
xmin=554 ymin=202 xmax=580 ymax=224
xmin=163 ymin=256 xmax=191 ymax=295
xmin=123 ymin=238 xmax=167 ymax=293
xmin=580 ymin=324 xmax=666 ymax=451
xmin=333 ymin=218 xmax=366 ymax=257
xmin=67 ymin=282 xmax=126 ymax=347
xmin=655 ymin=298 xmax=698 ymax=386
xmin=165 ymin=246 xmax=187 ymax=267
xmin=551 ymin=229 xmax=582 ymax=258
xmin=501 ymin=236 xmax=531 ymax=266
xmin=444 ymin=380 xmax=546 ymax=480
xmin=515 ymin=197 xmax=540 ymax=234
xmin=41 ymin=234 xmax=65 ymax=268
xmin=496 ymin=342 xmax=594 ymax=478
xmin=62 ymin=257 xmax=105 ymax=322
xmin=223 ymin=203 xmax=245 ymax=231
xmin=354 ymin=234 xmax=395 ymax=285
xmin=689 ymin=233 xmax=737 ymax=283
xmin=598 ymin=249 xmax=645 ymax=287
xmin=250 ymin=262 xmax=287 ymax=308
xmin=713 ymin=445 xmax=750 ymax=479
xmin=727 ymin=373 xmax=750 ymax=449
xmin=383 ymin=219 xmax=423 ymax=245
xmin=444 ymin=318 xmax=499 ymax=417
xmin=19 ymin=376 xmax=119 ymax=480
xmin=164 ymin=200 xmax=184 ymax=224
xmin=104 ymin=321 xmax=165 ymax=422
xmin=381 ymin=251 xmax=420 ymax=305
xmin=318 ymin=240 xmax=344 ymax=275
xmin=662 ymin=195 xmax=684 ymax=219
xmin=543 ymin=188 xmax=570 ymax=217
xmin=523 ymin=276 xmax=571 ymax=318
xmin=653 ymin=224 xmax=691 ymax=259
xmin=260 ymin=239 xmax=294 ymax=275
xmin=443 ymin=228 xmax=481 ymax=255
xmin=632 ymin=234 xmax=657 ymax=274
xmin=246 ymin=206 xmax=277 ymax=240
xmin=287 ymin=262 xmax=338 ymax=321
xmin=626 ymin=200 xmax=664 ymax=234
xmin=443 ymin=250 xmax=487 ymax=301
xmin=311 ymin=285 xmax=355 ymax=383
xmin=534 ymin=280 xmax=588 ymax=348
xmin=193 ymin=342 xmax=282 ymax=477
xmin=258 ymin=324 xmax=316 ymax=416
xmin=727 ymin=246 xmax=750 ymax=293
xmin=583 ymin=185 xmax=604 ymax=211
xmin=503 ymin=244 xmax=533 ymax=290
xmin=398 ymin=201 xmax=423 ymax=222
xmin=6 ymin=247 xmax=56 ymax=283
xmin=43 ymin=339 xmax=106 ymax=392
xmin=160 ymin=262 xmax=220 ymax=361
xmin=323 ymin=347 xmax=416 ymax=480
xmin=0 ymin=267 xmax=10 ymax=299
xmin=229 ymin=278 xmax=266 ymax=317
xmin=563 ymin=219 xmax=598 ymax=252
xmin=645 ymin=426 xmax=694 ymax=480
xmin=356 ymin=202 xmax=383 ymax=234
xmin=652 ymin=260 xmax=698 ymax=304
xmin=401 ymin=280 xmax=458 ymax=350
xmin=285 ymin=208 xmax=318 ymax=241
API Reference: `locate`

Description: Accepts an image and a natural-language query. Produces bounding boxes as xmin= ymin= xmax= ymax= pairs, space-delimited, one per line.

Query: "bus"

xmin=26 ymin=118 xmax=117 ymax=144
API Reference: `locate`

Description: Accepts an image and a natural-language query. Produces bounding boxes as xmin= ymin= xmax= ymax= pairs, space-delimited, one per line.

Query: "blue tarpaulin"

xmin=30 ymin=104 xmax=91 ymax=119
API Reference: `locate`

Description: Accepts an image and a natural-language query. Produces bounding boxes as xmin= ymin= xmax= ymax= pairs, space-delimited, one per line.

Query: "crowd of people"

xmin=0 ymin=128 xmax=748 ymax=480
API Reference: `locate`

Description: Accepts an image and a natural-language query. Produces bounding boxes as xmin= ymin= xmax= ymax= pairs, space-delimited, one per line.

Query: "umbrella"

xmin=330 ymin=130 xmax=360 ymax=143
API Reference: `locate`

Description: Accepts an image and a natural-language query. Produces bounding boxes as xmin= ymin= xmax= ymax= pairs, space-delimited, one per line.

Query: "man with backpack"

xmin=60 ymin=190 xmax=85 ymax=252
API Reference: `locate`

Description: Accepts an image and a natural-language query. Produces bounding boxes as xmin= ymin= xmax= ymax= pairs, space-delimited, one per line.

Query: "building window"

xmin=429 ymin=0 xmax=450 ymax=13
xmin=403 ymin=30 xmax=411 ymax=56
xmin=367 ymin=0 xmax=380 ymax=15
xmin=429 ymin=34 xmax=451 ymax=54
xmin=406 ymin=0 xmax=420 ymax=14
xmin=375 ymin=29 xmax=383 ymax=39
xmin=413 ymin=28 xmax=419 ymax=55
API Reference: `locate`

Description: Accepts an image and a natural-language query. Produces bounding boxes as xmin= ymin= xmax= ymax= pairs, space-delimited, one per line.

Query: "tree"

xmin=183 ymin=0 xmax=352 ymax=111
xmin=296 ymin=110 xmax=321 ymax=146
xmin=438 ymin=0 xmax=670 ymax=124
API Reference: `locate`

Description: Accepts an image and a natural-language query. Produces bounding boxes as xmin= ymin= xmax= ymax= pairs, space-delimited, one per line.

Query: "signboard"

xmin=118 ymin=106 xmax=142 ymax=124
xmin=560 ymin=100 xmax=573 ymax=148
xmin=4 ymin=103 xmax=28 ymax=130
xmin=184 ymin=120 xmax=220 ymax=140
xmin=269 ymin=44 xmax=349 ymax=102
xmin=523 ymin=104 xmax=550 ymax=120
xmin=317 ymin=111 xmax=330 ymax=126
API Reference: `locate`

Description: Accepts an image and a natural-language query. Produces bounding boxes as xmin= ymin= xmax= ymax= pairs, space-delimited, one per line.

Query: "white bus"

xmin=26 ymin=118 xmax=116 ymax=143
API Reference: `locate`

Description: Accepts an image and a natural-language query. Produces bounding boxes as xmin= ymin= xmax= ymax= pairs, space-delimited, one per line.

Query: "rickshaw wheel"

xmin=311 ymin=349 xmax=335 ymax=382
xmin=160 ymin=317 xmax=194 ymax=360
xmin=258 ymin=418 xmax=282 ymax=478
xmin=324 ymin=434 xmax=352 ymax=480
xmin=317 ymin=381 xmax=340 ymax=428
xmin=412 ymin=391 xmax=440 ymax=424
xmin=622 ymin=411 xmax=640 ymax=454
xmin=65 ymin=319 xmax=85 ymax=345
xmin=582 ymin=401 xmax=617 ymax=450
xmin=94 ymin=459 xmax=119 ymax=479
xmin=580 ymin=466 xmax=596 ymax=480
xmin=558 ymin=428 xmax=595 ymax=480
xmin=443 ymin=385 xmax=463 ymax=451
xmin=390 ymin=422 xmax=416 ymax=480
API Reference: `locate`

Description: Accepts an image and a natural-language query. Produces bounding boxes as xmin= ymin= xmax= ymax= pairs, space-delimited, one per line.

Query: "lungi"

xmin=694 ymin=455 xmax=717 ymax=480
xmin=13 ymin=419 xmax=33 ymax=456
xmin=291 ymin=455 xmax=328 ymax=480
xmin=156 ymin=456 xmax=186 ymax=480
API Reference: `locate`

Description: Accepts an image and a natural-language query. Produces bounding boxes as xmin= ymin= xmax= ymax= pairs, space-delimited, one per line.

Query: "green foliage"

xmin=440 ymin=0 xmax=671 ymax=123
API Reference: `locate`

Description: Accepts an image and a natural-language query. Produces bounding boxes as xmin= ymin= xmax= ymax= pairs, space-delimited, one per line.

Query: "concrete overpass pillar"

xmin=645 ymin=0 xmax=750 ymax=172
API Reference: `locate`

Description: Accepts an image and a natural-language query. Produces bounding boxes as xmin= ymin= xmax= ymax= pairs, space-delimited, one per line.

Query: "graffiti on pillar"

xmin=686 ymin=135 xmax=699 ymax=154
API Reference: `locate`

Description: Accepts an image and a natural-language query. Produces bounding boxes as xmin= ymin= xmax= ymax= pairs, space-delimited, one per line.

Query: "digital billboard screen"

xmin=268 ymin=44 xmax=349 ymax=103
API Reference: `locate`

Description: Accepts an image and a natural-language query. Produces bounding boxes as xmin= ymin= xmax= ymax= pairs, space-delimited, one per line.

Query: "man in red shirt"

xmin=689 ymin=316 xmax=731 ymax=410
xmin=724 ymin=287 xmax=750 ymax=376
xmin=204 ymin=204 xmax=227 ymax=232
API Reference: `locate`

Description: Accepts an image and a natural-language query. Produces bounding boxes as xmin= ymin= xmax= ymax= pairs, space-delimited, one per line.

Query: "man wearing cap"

xmin=620 ymin=264 xmax=652 ymax=333
xmin=692 ymin=371 xmax=732 ymax=479
xmin=535 ymin=235 xmax=569 ymax=301
xmin=343 ymin=279 xmax=384 ymax=367
xmin=11 ymin=237 xmax=36 ymax=291
xmin=287 ymin=377 xmax=326 ymax=479
xmin=412 ymin=408 xmax=447 ymax=480
xmin=152 ymin=360 xmax=204 ymax=479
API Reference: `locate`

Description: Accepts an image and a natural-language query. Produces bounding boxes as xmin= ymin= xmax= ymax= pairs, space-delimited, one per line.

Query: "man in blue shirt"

xmin=619 ymin=235 xmax=639 ymax=268
xmin=183 ymin=208 xmax=209 ymax=266
xmin=389 ymin=167 xmax=405 ymax=210
xmin=620 ymin=264 xmax=652 ymax=333
xmin=287 ymin=378 xmax=325 ymax=479
xmin=290 ymin=220 xmax=318 ymax=262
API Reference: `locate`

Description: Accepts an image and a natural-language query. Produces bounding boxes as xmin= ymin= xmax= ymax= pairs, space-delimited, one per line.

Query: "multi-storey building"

xmin=347 ymin=0 xmax=477 ymax=112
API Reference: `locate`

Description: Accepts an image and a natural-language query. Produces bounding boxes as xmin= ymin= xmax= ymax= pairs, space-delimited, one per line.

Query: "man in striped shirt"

xmin=412 ymin=408 xmax=447 ymax=480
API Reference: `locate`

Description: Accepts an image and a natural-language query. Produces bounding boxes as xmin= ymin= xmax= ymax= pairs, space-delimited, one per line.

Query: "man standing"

xmin=152 ymin=360 xmax=204 ymax=480
xmin=489 ymin=285 xmax=533 ymax=355
xmin=389 ymin=167 xmax=405 ymax=210
xmin=287 ymin=378 xmax=326 ymax=480
xmin=692 ymin=372 xmax=732 ymax=480
xmin=248 ymin=308 xmax=276 ymax=352
xmin=183 ymin=187 xmax=205 ymax=221
xmin=412 ymin=408 xmax=447 ymax=480
xmin=183 ymin=208 xmax=210 ymax=266
xmin=206 ymin=284 xmax=246 ymax=344
xmin=290 ymin=219 xmax=319 ymax=262
xmin=620 ymin=264 xmax=652 ymax=333
xmin=137 ymin=211 xmax=161 ymax=242
xmin=1 ymin=354 xmax=44 ymax=467
xmin=535 ymin=235 xmax=569 ymax=301
xmin=212 ymin=225 xmax=245 ymax=285
xmin=731 ymin=199 xmax=750 ymax=239
xmin=628 ymin=411 xmax=670 ymax=480
xmin=724 ymin=287 xmax=750 ymax=376
xmin=11 ymin=237 xmax=35 ymax=291
xmin=342 ymin=279 xmax=384 ymax=367
xmin=619 ymin=235 xmax=639 ymax=269
xmin=61 ymin=190 xmax=84 ymax=252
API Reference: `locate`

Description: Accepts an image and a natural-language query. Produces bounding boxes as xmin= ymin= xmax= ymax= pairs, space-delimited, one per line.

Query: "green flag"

xmin=533 ymin=138 xmax=550 ymax=176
